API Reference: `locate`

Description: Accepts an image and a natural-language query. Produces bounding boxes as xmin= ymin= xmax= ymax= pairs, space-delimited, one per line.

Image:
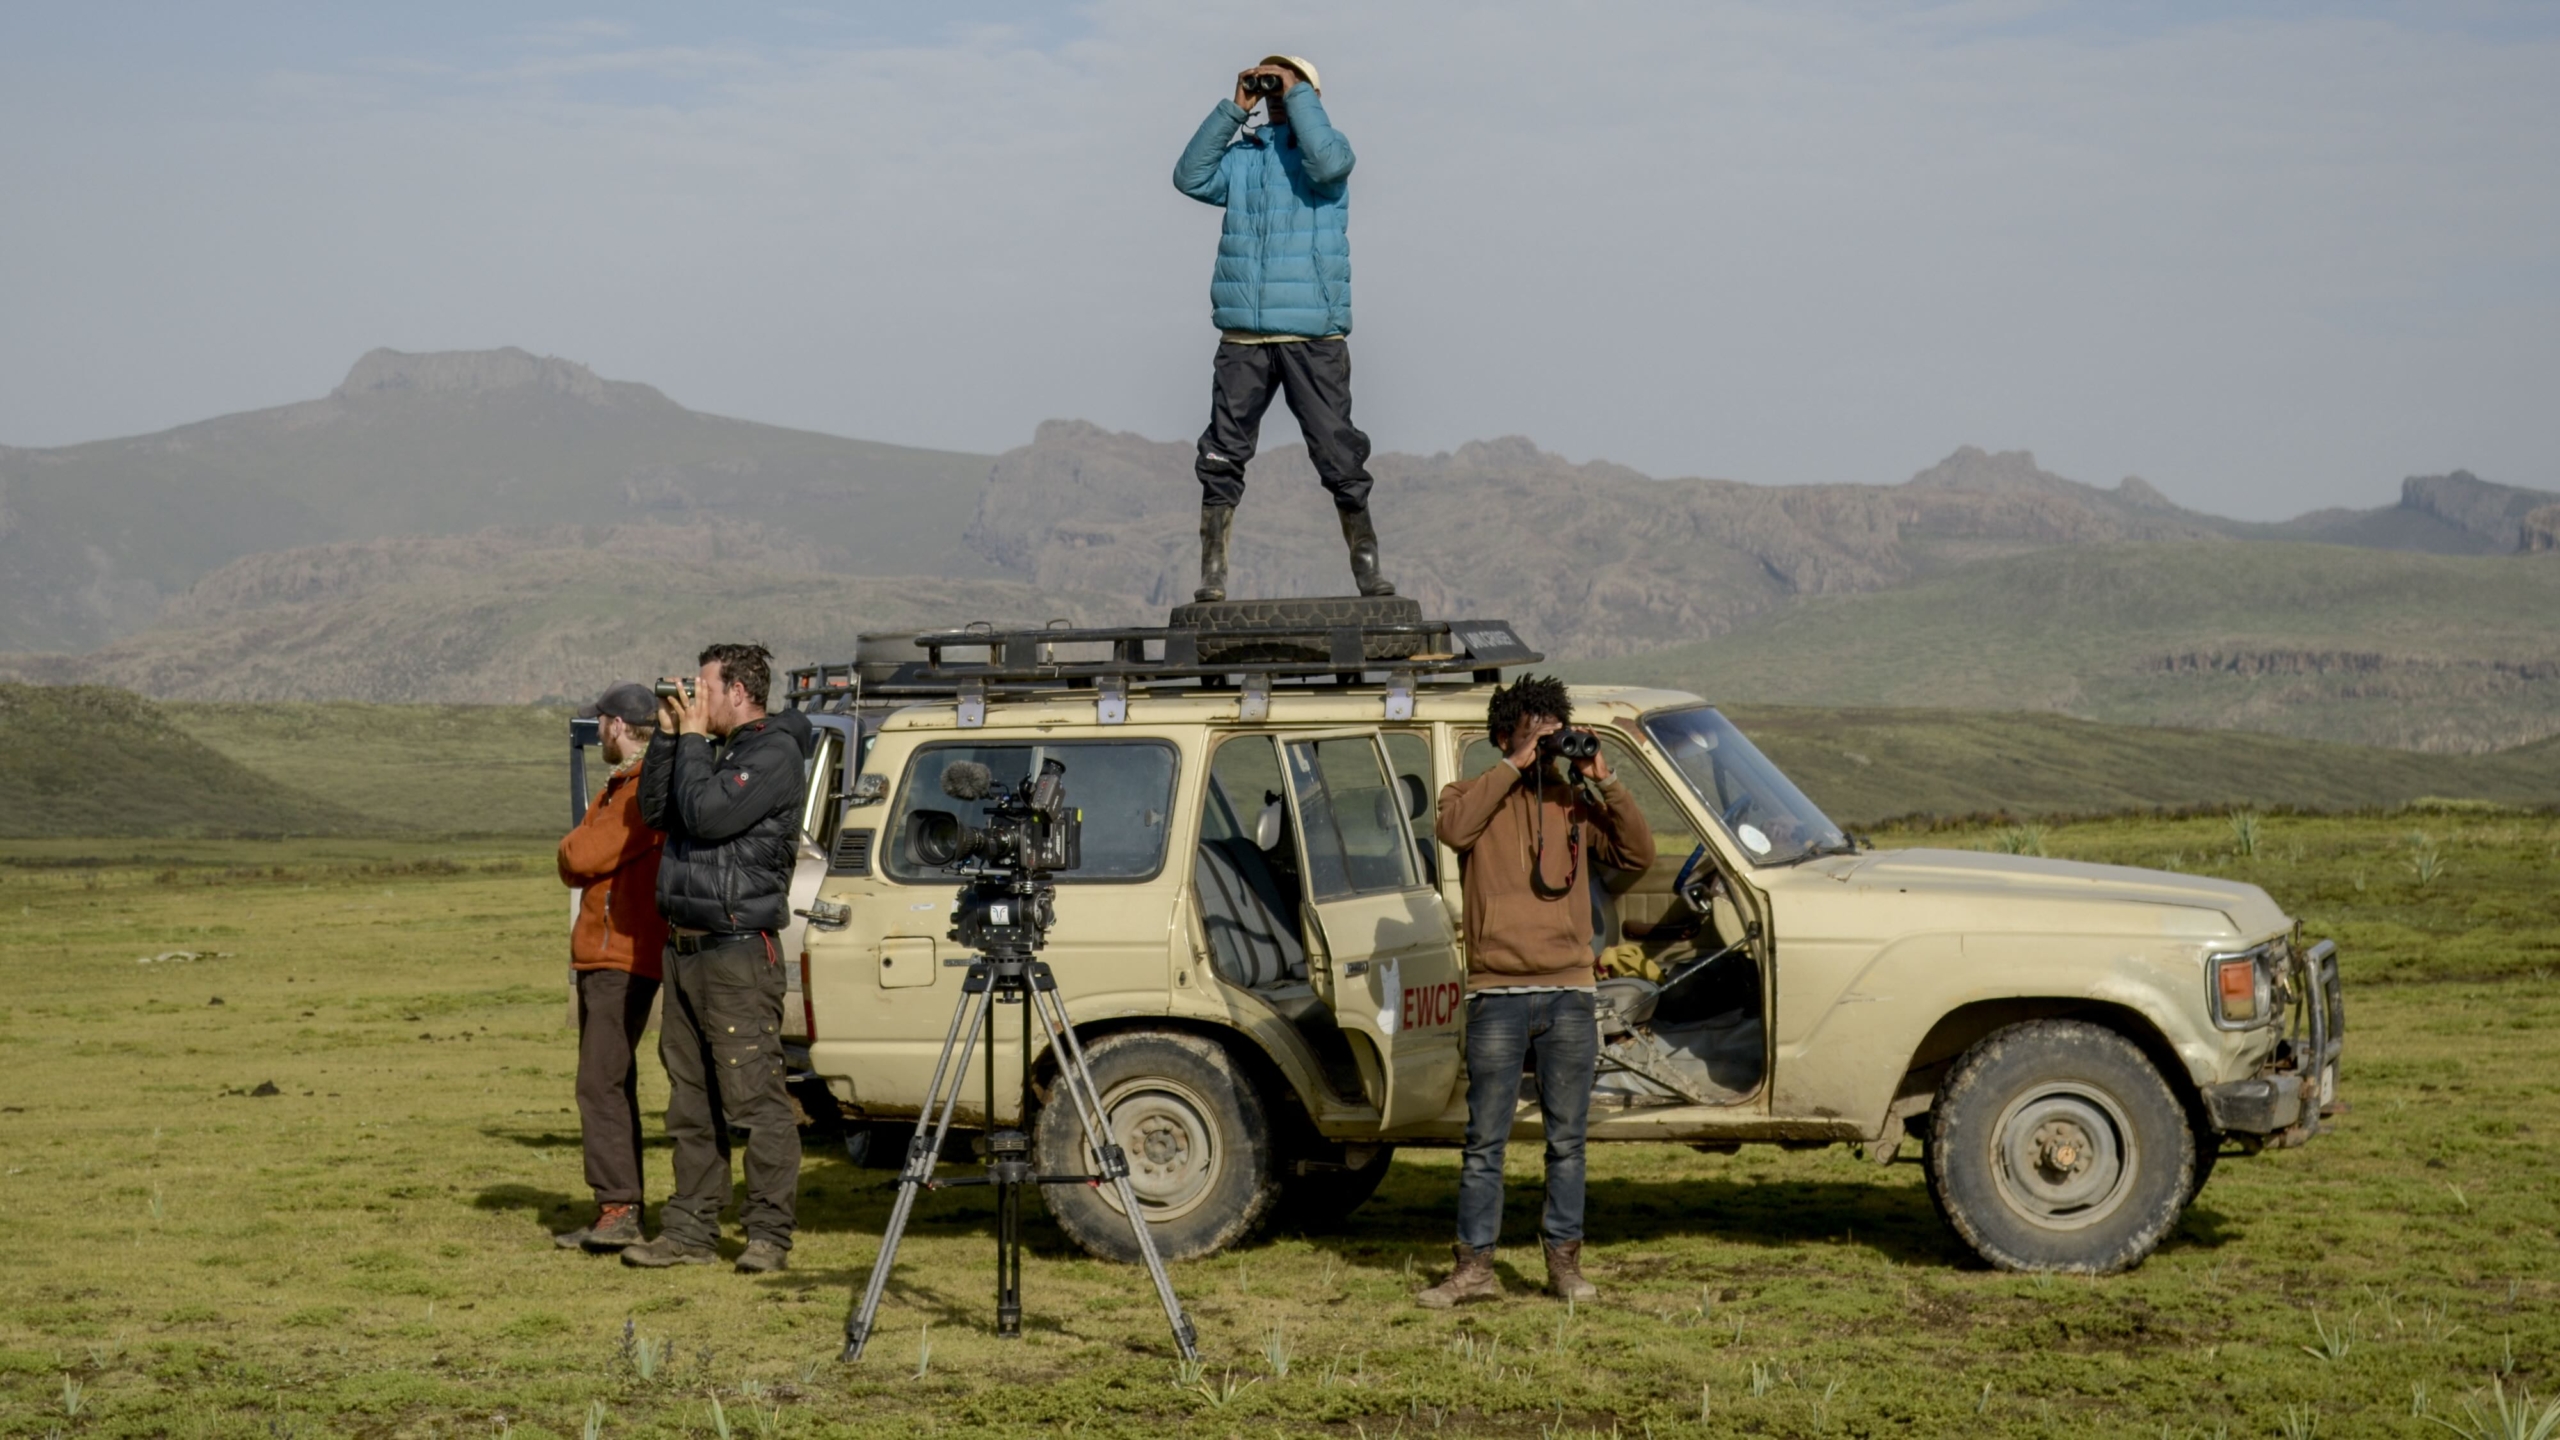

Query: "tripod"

xmin=841 ymin=936 xmax=1198 ymax=1362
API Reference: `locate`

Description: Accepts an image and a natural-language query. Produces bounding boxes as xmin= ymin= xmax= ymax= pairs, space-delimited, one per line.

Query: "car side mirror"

xmin=1254 ymin=801 xmax=1285 ymax=851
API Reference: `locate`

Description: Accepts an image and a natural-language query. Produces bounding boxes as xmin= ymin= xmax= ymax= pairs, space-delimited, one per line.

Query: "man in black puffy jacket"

xmin=624 ymin=642 xmax=814 ymax=1273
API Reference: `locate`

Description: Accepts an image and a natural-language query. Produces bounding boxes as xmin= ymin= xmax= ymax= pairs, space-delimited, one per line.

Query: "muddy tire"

xmin=1034 ymin=1032 xmax=1280 ymax=1263
xmin=1276 ymin=1145 xmax=1396 ymax=1231
xmin=1924 ymin=1019 xmax=2193 ymax=1273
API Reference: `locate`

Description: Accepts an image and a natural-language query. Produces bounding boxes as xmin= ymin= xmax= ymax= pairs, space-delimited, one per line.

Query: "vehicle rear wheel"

xmin=1276 ymin=1145 xmax=1396 ymax=1231
xmin=1924 ymin=1019 xmax=2193 ymax=1273
xmin=1033 ymin=1031 xmax=1280 ymax=1263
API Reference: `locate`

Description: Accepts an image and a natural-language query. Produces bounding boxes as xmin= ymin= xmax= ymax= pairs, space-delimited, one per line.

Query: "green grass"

xmin=1727 ymin=703 xmax=2560 ymax=828
xmin=1574 ymin=541 xmax=2560 ymax=753
xmin=165 ymin=701 xmax=577 ymax=836
xmin=0 ymin=684 xmax=570 ymax=838
xmin=4 ymin=812 xmax=2558 ymax=1436
xmin=0 ymin=685 xmax=363 ymax=838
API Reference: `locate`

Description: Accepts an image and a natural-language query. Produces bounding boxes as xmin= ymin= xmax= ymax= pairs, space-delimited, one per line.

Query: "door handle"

xmin=796 ymin=898 xmax=852 ymax=930
xmin=1341 ymin=961 xmax=1370 ymax=978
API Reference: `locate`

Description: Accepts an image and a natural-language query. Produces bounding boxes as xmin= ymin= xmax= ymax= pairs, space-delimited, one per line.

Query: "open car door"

xmin=781 ymin=715 xmax=859 ymax=1050
xmin=1278 ymin=730 xmax=1464 ymax=1130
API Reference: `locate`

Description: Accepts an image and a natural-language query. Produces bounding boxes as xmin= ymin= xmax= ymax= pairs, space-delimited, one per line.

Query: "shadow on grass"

xmin=481 ymin=1144 xmax=2236 ymax=1281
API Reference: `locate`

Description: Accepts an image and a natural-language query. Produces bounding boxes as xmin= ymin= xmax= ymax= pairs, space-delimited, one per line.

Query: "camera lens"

xmin=911 ymin=810 xmax=967 ymax=867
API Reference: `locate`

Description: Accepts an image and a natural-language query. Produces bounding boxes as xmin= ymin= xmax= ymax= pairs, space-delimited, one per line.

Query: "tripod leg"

xmin=992 ymin=980 xmax=1025 ymax=1339
xmin=1029 ymin=975 xmax=1199 ymax=1360
xmin=842 ymin=970 xmax=995 ymax=1362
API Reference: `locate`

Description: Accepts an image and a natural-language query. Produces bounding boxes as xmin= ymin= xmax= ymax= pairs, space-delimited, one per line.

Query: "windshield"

xmin=1642 ymin=706 xmax=1849 ymax=866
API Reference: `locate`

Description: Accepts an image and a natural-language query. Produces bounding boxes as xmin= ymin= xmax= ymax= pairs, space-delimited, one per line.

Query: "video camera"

xmin=910 ymin=758 xmax=1083 ymax=956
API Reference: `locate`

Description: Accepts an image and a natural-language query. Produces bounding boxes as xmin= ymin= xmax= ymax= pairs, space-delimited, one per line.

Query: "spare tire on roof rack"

xmin=1168 ymin=595 xmax=1431 ymax=665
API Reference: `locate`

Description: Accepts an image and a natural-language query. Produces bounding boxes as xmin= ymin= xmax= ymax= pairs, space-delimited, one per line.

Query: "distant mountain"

xmin=0 ymin=347 xmax=994 ymax=652
xmin=0 ymin=522 xmax=1146 ymax=704
xmin=1571 ymin=541 xmax=2560 ymax=754
xmin=2245 ymin=470 xmax=2560 ymax=554
xmin=965 ymin=426 xmax=2237 ymax=660
xmin=8 ymin=346 xmax=2556 ymax=734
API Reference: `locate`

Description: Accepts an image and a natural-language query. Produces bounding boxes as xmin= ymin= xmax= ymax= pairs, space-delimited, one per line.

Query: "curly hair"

xmin=1486 ymin=673 xmax=1572 ymax=746
xmin=698 ymin=641 xmax=774 ymax=709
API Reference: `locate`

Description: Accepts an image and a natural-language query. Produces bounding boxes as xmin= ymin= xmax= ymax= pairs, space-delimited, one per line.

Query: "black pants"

xmin=1195 ymin=338 xmax=1374 ymax=511
xmin=657 ymin=934 xmax=800 ymax=1250
xmin=574 ymin=967 xmax=660 ymax=1207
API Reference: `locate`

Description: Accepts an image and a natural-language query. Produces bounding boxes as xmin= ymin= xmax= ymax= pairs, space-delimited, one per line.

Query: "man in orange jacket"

xmin=554 ymin=682 xmax=669 ymax=1251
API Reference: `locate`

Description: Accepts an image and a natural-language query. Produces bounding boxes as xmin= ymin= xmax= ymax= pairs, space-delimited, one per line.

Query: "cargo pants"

xmin=1194 ymin=338 xmax=1375 ymax=512
xmin=656 ymin=933 xmax=799 ymax=1251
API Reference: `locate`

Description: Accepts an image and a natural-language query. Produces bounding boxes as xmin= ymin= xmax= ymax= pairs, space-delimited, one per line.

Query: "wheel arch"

xmin=1900 ymin=997 xmax=2208 ymax=1126
xmin=1029 ymin=1013 xmax=1319 ymax=1141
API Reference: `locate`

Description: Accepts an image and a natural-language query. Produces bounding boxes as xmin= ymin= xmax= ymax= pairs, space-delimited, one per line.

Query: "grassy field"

xmin=1571 ymin=542 xmax=2560 ymax=754
xmin=4 ymin=810 xmax=2558 ymax=1437
xmin=18 ymin=684 xmax=2560 ymax=842
xmin=1725 ymin=705 xmax=2560 ymax=829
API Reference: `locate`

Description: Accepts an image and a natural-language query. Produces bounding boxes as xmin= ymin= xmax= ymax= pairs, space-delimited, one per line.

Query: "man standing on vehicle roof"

xmin=622 ymin=643 xmax=815 ymax=1274
xmin=1172 ymin=54 xmax=1396 ymax=604
xmin=1419 ymin=675 xmax=1654 ymax=1307
xmin=553 ymin=682 xmax=667 ymax=1254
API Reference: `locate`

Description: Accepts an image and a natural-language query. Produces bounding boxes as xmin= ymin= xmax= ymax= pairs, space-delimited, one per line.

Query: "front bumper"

xmin=2202 ymin=938 xmax=2343 ymax=1146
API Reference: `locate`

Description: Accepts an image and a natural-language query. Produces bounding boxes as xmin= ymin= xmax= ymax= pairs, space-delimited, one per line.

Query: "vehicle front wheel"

xmin=1924 ymin=1019 xmax=2193 ymax=1273
xmin=1033 ymin=1031 xmax=1280 ymax=1263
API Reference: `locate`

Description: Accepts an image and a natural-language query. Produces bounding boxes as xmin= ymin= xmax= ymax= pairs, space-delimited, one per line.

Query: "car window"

xmin=884 ymin=741 xmax=1177 ymax=882
xmin=1284 ymin=736 xmax=1419 ymax=899
xmin=1380 ymin=730 xmax=1437 ymax=882
xmin=1595 ymin=734 xmax=1700 ymax=856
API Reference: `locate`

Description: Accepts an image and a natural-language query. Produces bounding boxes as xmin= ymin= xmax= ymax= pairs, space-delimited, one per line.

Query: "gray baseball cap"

xmin=576 ymin=682 xmax=657 ymax=726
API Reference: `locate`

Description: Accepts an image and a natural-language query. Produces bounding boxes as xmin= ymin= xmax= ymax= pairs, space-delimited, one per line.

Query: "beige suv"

xmin=783 ymin=613 xmax=2343 ymax=1275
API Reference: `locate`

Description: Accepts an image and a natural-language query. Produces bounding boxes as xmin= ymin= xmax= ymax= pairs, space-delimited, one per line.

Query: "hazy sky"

xmin=3 ymin=2 xmax=2554 ymax=518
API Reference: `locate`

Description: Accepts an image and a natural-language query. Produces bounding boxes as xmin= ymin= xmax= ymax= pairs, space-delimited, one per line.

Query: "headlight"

xmin=2206 ymin=941 xmax=2282 ymax=1031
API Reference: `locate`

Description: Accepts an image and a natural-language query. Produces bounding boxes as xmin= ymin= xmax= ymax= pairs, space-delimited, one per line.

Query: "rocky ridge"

xmin=963 ymin=425 xmax=2231 ymax=660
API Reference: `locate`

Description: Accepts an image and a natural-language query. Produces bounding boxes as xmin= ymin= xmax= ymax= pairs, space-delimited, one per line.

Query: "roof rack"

xmin=784 ymin=613 xmax=1542 ymax=727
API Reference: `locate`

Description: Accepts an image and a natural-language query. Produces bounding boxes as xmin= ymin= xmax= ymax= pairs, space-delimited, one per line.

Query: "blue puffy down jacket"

xmin=1171 ymin=85 xmax=1355 ymax=338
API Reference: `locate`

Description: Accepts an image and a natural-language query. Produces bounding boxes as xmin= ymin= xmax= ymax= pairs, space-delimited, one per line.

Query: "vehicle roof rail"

xmin=785 ymin=612 xmax=1543 ymax=709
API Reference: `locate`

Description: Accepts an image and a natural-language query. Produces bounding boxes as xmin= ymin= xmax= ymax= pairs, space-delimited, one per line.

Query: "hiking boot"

xmin=734 ymin=1239 xmax=789 ymax=1275
xmin=1544 ymin=1241 xmax=1598 ymax=1303
xmin=1195 ymin=503 xmax=1235 ymax=603
xmin=1337 ymin=506 xmax=1396 ymax=597
xmin=1415 ymin=1243 xmax=1499 ymax=1308
xmin=581 ymin=1203 xmax=643 ymax=1251
xmin=619 ymin=1234 xmax=718 ymax=1269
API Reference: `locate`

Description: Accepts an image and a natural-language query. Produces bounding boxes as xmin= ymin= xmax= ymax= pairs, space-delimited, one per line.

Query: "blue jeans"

xmin=1455 ymin=988 xmax=1596 ymax=1251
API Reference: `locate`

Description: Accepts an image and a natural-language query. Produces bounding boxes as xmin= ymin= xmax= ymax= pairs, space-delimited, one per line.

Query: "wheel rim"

xmin=1085 ymin=1075 xmax=1221 ymax=1223
xmin=1988 ymin=1084 xmax=2136 ymax=1232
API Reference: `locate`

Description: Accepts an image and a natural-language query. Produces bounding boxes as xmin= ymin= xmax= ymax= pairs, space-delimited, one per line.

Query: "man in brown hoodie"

xmin=553 ymin=682 xmax=669 ymax=1252
xmin=1419 ymin=675 xmax=1652 ymax=1307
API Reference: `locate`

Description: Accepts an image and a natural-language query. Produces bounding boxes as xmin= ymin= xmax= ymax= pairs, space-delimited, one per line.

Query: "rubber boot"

xmin=1416 ymin=1243 xmax=1500 ymax=1308
xmin=1195 ymin=504 xmax=1235 ymax=603
xmin=1338 ymin=506 xmax=1396 ymax=598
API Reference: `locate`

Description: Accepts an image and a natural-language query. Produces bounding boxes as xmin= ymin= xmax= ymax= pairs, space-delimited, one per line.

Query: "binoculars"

xmin=1241 ymin=71 xmax=1289 ymax=97
xmin=1539 ymin=728 xmax=1601 ymax=762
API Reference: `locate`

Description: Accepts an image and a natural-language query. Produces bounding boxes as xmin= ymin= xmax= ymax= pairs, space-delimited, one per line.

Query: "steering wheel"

xmin=1721 ymin=792 xmax=1755 ymax=827
xmin=1671 ymin=844 xmax=1710 ymax=911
